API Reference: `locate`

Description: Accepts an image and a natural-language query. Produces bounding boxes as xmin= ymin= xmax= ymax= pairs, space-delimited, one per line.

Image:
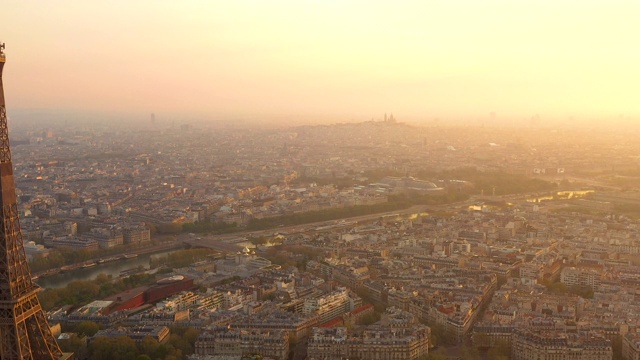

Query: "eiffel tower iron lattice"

xmin=0 ymin=43 xmax=65 ymax=359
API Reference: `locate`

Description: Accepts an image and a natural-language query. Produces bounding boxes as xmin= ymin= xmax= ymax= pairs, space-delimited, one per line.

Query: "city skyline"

xmin=3 ymin=3 xmax=640 ymax=358
xmin=2 ymin=1 xmax=640 ymax=125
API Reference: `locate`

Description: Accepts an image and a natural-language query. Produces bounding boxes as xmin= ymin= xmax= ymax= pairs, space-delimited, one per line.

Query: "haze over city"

xmin=6 ymin=2 xmax=640 ymax=360
xmin=3 ymin=0 xmax=640 ymax=126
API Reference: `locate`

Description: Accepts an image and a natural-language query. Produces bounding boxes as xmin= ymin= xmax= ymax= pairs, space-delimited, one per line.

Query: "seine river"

xmin=36 ymin=250 xmax=177 ymax=289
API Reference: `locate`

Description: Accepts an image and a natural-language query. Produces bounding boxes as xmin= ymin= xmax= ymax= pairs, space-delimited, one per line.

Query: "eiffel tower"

xmin=0 ymin=43 xmax=68 ymax=359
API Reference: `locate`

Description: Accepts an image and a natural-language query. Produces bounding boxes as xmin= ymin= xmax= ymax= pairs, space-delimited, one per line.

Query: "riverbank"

xmin=34 ymin=240 xmax=184 ymax=285
xmin=36 ymin=247 xmax=180 ymax=289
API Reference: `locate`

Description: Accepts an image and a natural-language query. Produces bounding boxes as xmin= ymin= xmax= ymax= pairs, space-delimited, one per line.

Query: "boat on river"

xmin=97 ymin=257 xmax=119 ymax=264
xmin=156 ymin=275 xmax=184 ymax=284
xmin=119 ymin=267 xmax=141 ymax=276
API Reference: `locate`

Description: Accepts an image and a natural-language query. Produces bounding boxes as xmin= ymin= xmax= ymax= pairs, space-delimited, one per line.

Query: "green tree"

xmin=66 ymin=280 xmax=101 ymax=304
xmin=157 ymin=222 xmax=183 ymax=234
xmin=168 ymin=326 xmax=200 ymax=355
xmin=89 ymin=336 xmax=138 ymax=360
xmin=422 ymin=351 xmax=449 ymax=360
xmin=486 ymin=340 xmax=511 ymax=359
xmin=569 ymin=285 xmax=594 ymax=299
xmin=359 ymin=312 xmax=381 ymax=326
xmin=460 ymin=344 xmax=480 ymax=360
xmin=429 ymin=324 xmax=456 ymax=347
xmin=38 ymin=273 xmax=156 ymax=311
xmin=145 ymin=223 xmax=157 ymax=236
xmin=58 ymin=335 xmax=87 ymax=357
xmin=167 ymin=334 xmax=190 ymax=356
xmin=73 ymin=321 xmax=100 ymax=337
xmin=150 ymin=249 xmax=216 ymax=268
xmin=138 ymin=336 xmax=159 ymax=357
xmin=546 ymin=281 xmax=567 ymax=294
xmin=250 ymin=236 xmax=270 ymax=246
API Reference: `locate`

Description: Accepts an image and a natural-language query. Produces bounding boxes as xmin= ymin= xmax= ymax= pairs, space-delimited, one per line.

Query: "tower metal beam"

xmin=0 ymin=43 xmax=66 ymax=360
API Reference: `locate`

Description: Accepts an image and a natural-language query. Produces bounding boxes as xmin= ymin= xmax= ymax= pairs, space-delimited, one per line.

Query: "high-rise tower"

xmin=0 ymin=43 xmax=66 ymax=359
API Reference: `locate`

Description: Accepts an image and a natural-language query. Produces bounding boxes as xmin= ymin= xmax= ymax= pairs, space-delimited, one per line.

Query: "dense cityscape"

xmin=8 ymin=118 xmax=640 ymax=359
xmin=3 ymin=1 xmax=640 ymax=359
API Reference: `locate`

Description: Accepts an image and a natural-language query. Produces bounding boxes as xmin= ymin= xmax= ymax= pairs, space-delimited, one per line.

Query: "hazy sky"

xmin=2 ymin=1 xmax=640 ymax=123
